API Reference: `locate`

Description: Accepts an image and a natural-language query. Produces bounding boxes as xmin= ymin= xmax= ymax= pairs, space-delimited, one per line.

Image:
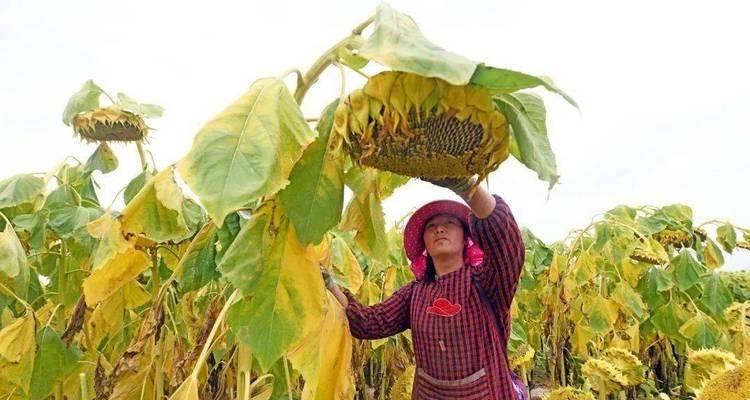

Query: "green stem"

xmin=80 ymin=372 xmax=88 ymax=400
xmin=56 ymin=241 xmax=68 ymax=400
xmin=150 ymin=248 xmax=164 ymax=400
xmin=136 ymin=142 xmax=148 ymax=171
xmin=237 ymin=343 xmax=252 ymax=399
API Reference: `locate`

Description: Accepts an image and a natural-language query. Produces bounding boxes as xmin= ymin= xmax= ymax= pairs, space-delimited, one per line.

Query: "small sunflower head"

xmin=341 ymin=71 xmax=510 ymax=182
xmin=72 ymin=106 xmax=148 ymax=143
xmin=510 ymin=344 xmax=535 ymax=369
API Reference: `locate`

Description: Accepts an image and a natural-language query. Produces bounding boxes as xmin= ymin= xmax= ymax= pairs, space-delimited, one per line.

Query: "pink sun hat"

xmin=403 ymin=200 xmax=485 ymax=279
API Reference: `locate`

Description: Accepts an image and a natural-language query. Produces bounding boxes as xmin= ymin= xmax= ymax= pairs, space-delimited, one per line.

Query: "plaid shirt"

xmin=345 ymin=195 xmax=525 ymax=399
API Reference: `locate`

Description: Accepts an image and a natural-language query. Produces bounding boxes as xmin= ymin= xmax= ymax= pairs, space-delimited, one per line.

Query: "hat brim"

xmin=403 ymin=199 xmax=471 ymax=262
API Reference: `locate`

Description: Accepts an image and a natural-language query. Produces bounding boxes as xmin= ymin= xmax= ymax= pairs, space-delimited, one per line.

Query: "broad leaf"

xmin=280 ymin=100 xmax=344 ymax=245
xmin=471 ymin=65 xmax=578 ymax=108
xmin=612 ymin=281 xmax=647 ymax=320
xmin=12 ymin=211 xmax=48 ymax=251
xmin=28 ymin=327 xmax=82 ymax=400
xmin=679 ymin=313 xmax=720 ymax=349
xmin=62 ymin=80 xmax=103 ymax=125
xmin=46 ymin=203 xmax=103 ymax=238
xmin=340 ymin=190 xmax=388 ymax=263
xmin=85 ymin=143 xmax=119 ymax=174
xmin=178 ymin=78 xmax=317 ymax=226
xmin=117 ymin=92 xmax=164 ymax=118
xmin=637 ymin=267 xmax=670 ymax=310
xmin=494 ymin=93 xmax=558 ymax=189
xmin=358 ymin=3 xmax=478 ymax=85
xmin=699 ymin=274 xmax=733 ymax=316
xmin=0 ymin=174 xmax=45 ymax=209
xmin=329 ymin=235 xmax=364 ymax=294
xmin=571 ymin=324 xmax=596 ymax=357
xmin=124 ymin=169 xmax=155 ymax=205
xmin=219 ymin=204 xmax=273 ymax=297
xmin=120 ymin=167 xmax=193 ymax=243
xmin=586 ymin=297 xmax=618 ymax=335
xmin=651 ymin=302 xmax=689 ymax=341
xmin=671 ymin=250 xmax=704 ymax=292
xmin=0 ymin=313 xmax=35 ymax=394
xmin=228 ymin=216 xmax=325 ymax=372
xmin=287 ymin=293 xmax=355 ymax=400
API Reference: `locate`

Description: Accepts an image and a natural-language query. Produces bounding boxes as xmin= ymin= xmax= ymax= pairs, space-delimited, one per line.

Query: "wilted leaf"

xmin=85 ymin=143 xmax=119 ymax=174
xmin=651 ymin=302 xmax=689 ymax=341
xmin=471 ymin=65 xmax=578 ymax=108
xmin=46 ymin=203 xmax=103 ymax=238
xmin=586 ymin=297 xmax=618 ymax=335
xmin=329 ymin=236 xmax=364 ymax=294
xmin=280 ymin=100 xmax=344 ymax=245
xmin=178 ymin=78 xmax=317 ymax=226
xmin=358 ymin=3 xmax=478 ymax=85
xmin=123 ymin=169 xmax=155 ymax=205
xmin=0 ymin=311 xmax=35 ymax=394
xmin=494 ymin=93 xmax=558 ymax=189
xmin=120 ymin=167 xmax=193 ymax=243
xmin=219 ymin=204 xmax=273 ymax=297
xmin=228 ymin=216 xmax=325 ymax=372
xmin=612 ymin=281 xmax=647 ymax=320
xmin=178 ymin=224 xmax=220 ymax=293
xmin=287 ymin=293 xmax=355 ymax=400
xmin=704 ymin=239 xmax=724 ymax=269
xmin=82 ymin=247 xmax=150 ymax=306
xmin=679 ymin=313 xmax=720 ymax=349
xmin=699 ymin=274 xmax=733 ymax=316
xmin=62 ymin=80 xmax=103 ymax=125
xmin=571 ymin=324 xmax=596 ymax=357
xmin=0 ymin=174 xmax=45 ymax=209
xmin=117 ymin=92 xmax=164 ymax=118
xmin=716 ymin=223 xmax=737 ymax=253
xmin=671 ymin=250 xmax=704 ymax=292
xmin=0 ymin=216 xmax=27 ymax=279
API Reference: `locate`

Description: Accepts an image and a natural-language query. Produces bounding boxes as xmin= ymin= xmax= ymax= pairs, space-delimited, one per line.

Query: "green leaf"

xmin=28 ymin=327 xmax=82 ymax=400
xmin=215 ymin=212 xmax=241 ymax=264
xmin=612 ymin=281 xmax=647 ymax=320
xmin=47 ymin=204 xmax=103 ymax=239
xmin=471 ymin=65 xmax=578 ymax=108
xmin=494 ymin=93 xmax=558 ymax=189
xmin=124 ymin=169 xmax=155 ymax=205
xmin=62 ymin=80 xmax=104 ymax=125
xmin=227 ymin=216 xmax=325 ymax=372
xmin=177 ymin=78 xmax=317 ymax=226
xmin=0 ymin=215 xmax=27 ymax=279
xmin=671 ymin=250 xmax=704 ymax=292
xmin=699 ymin=274 xmax=733 ymax=316
xmin=85 ymin=143 xmax=119 ymax=174
xmin=218 ymin=204 xmax=273 ymax=297
xmin=716 ymin=223 xmax=737 ymax=253
xmin=280 ymin=100 xmax=344 ymax=245
xmin=679 ymin=313 xmax=719 ymax=349
xmin=661 ymin=204 xmax=693 ymax=224
xmin=178 ymin=224 xmax=220 ymax=294
xmin=650 ymin=302 xmax=688 ymax=341
xmin=120 ymin=167 xmax=193 ymax=243
xmin=636 ymin=267 xmax=670 ymax=310
xmin=358 ymin=3 xmax=478 ymax=85
xmin=12 ymin=211 xmax=48 ymax=252
xmin=0 ymin=174 xmax=45 ymax=209
xmin=116 ymin=92 xmax=164 ymax=118
xmin=605 ymin=205 xmax=637 ymax=223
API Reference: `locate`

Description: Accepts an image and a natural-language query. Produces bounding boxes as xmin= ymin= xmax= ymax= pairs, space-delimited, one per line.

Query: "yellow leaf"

xmin=287 ymin=293 xmax=355 ymax=400
xmin=123 ymin=281 xmax=151 ymax=309
xmin=169 ymin=374 xmax=200 ymax=400
xmin=571 ymin=324 xmax=595 ymax=357
xmin=83 ymin=247 xmax=150 ymax=306
xmin=0 ymin=312 xmax=34 ymax=362
xmin=87 ymin=288 xmax=124 ymax=348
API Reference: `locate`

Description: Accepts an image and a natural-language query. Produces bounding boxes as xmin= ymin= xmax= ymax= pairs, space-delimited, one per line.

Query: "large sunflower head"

xmin=337 ymin=71 xmax=510 ymax=182
xmin=581 ymin=359 xmax=628 ymax=395
xmin=686 ymin=348 xmax=741 ymax=391
xmin=72 ymin=106 xmax=148 ymax=143
xmin=510 ymin=344 xmax=535 ymax=369
xmin=653 ymin=228 xmax=693 ymax=248
xmin=600 ymin=348 xmax=645 ymax=386
xmin=698 ymin=358 xmax=750 ymax=400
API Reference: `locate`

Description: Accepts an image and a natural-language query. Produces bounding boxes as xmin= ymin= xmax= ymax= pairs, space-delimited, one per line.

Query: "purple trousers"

xmin=510 ymin=371 xmax=529 ymax=400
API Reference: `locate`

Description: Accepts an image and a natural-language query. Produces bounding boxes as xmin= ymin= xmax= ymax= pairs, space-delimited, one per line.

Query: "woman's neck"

xmin=432 ymin=254 xmax=464 ymax=277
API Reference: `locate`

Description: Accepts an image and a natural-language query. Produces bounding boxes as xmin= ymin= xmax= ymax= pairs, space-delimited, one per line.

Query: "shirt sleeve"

xmin=343 ymin=282 xmax=414 ymax=340
xmin=468 ymin=194 xmax=525 ymax=313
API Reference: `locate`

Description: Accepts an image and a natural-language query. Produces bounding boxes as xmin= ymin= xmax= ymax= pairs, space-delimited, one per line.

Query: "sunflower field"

xmin=1 ymin=4 xmax=748 ymax=400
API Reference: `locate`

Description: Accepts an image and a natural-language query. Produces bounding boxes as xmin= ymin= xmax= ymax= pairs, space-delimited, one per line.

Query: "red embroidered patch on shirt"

xmin=426 ymin=298 xmax=462 ymax=317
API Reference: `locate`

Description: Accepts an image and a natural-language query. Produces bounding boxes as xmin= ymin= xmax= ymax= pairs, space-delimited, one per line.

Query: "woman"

xmin=322 ymin=177 xmax=526 ymax=399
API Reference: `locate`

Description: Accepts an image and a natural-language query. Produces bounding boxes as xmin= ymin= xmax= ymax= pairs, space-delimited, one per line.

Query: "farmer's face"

xmin=423 ymin=214 xmax=465 ymax=259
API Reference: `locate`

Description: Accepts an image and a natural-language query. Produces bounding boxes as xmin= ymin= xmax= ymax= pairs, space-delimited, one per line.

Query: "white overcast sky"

xmin=1 ymin=0 xmax=748 ymax=270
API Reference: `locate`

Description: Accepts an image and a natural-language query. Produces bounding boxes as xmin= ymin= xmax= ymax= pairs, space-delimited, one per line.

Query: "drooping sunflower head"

xmin=629 ymin=248 xmax=667 ymax=265
xmin=653 ymin=228 xmax=693 ymax=248
xmin=737 ymin=241 xmax=750 ymax=250
xmin=72 ymin=106 xmax=148 ymax=143
xmin=600 ymin=348 xmax=645 ymax=386
xmin=581 ymin=358 xmax=629 ymax=395
xmin=337 ymin=71 xmax=510 ymax=182
xmin=686 ymin=348 xmax=741 ymax=391
xmin=542 ymin=387 xmax=596 ymax=400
